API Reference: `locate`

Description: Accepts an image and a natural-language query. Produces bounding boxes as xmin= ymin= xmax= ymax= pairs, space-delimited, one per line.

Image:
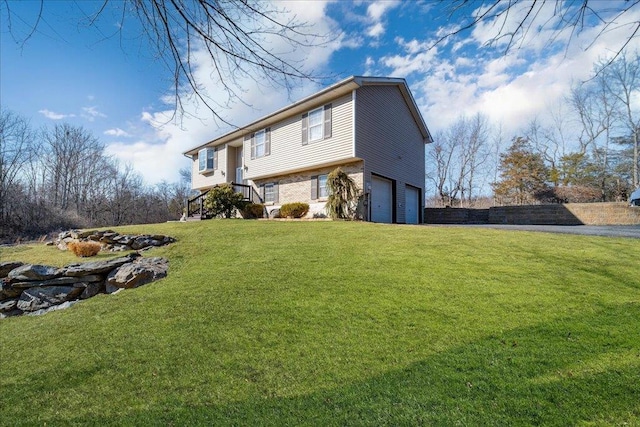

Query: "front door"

xmin=235 ymin=147 xmax=244 ymax=183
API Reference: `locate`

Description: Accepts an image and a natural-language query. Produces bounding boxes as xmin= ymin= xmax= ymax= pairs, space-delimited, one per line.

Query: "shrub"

xmin=279 ymin=202 xmax=309 ymax=218
xmin=326 ymin=167 xmax=360 ymax=219
xmin=203 ymin=184 xmax=246 ymax=218
xmin=241 ymin=203 xmax=265 ymax=219
xmin=67 ymin=240 xmax=102 ymax=257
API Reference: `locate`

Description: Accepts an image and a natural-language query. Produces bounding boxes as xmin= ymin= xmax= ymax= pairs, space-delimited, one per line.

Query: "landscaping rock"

xmin=80 ymin=281 xmax=105 ymax=299
xmin=0 ymin=280 xmax=22 ymax=300
xmin=26 ymin=300 xmax=80 ymax=317
xmin=0 ymin=261 xmax=23 ymax=278
xmin=8 ymin=264 xmax=60 ymax=282
xmin=17 ymin=286 xmax=83 ymax=312
xmin=105 ymin=282 xmax=121 ymax=294
xmin=107 ymin=257 xmax=169 ymax=289
xmin=54 ymin=230 xmax=175 ymax=253
xmin=10 ymin=275 xmax=104 ymax=289
xmin=0 ymin=298 xmax=18 ymax=312
xmin=61 ymin=253 xmax=140 ymax=277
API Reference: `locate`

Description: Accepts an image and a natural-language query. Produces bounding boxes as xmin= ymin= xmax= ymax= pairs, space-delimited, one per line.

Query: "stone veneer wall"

xmin=254 ymin=161 xmax=364 ymax=216
xmin=425 ymin=203 xmax=640 ymax=225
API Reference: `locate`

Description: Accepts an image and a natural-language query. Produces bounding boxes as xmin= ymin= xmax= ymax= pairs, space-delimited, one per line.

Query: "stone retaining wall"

xmin=425 ymin=203 xmax=640 ymax=225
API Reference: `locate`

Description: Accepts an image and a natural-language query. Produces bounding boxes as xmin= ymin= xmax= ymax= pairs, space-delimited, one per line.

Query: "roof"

xmin=184 ymin=76 xmax=432 ymax=156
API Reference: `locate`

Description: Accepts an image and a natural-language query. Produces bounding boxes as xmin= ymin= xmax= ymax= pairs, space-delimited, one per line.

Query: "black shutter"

xmin=324 ymin=104 xmax=332 ymax=139
xmin=311 ymin=176 xmax=318 ymax=200
xmin=301 ymin=113 xmax=308 ymax=145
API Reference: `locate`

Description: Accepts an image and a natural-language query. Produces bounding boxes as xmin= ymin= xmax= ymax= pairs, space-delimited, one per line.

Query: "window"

xmin=308 ymin=107 xmax=324 ymax=141
xmin=311 ymin=174 xmax=329 ymax=200
xmin=250 ymin=128 xmax=270 ymax=159
xmin=198 ymin=147 xmax=215 ymax=173
xmin=302 ymin=104 xmax=332 ymax=145
xmin=254 ymin=130 xmax=265 ymax=157
xmin=263 ymin=183 xmax=278 ymax=203
xmin=318 ymin=174 xmax=329 ymax=198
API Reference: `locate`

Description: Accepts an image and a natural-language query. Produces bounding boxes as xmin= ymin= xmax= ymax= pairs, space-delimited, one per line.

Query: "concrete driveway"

xmin=429 ymin=224 xmax=640 ymax=239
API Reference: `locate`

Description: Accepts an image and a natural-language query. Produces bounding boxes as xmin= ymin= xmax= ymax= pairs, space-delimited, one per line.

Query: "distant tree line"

xmin=427 ymin=52 xmax=640 ymax=207
xmin=0 ymin=111 xmax=192 ymax=242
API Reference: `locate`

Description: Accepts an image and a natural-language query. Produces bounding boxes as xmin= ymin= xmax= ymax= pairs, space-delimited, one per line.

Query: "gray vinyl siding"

xmin=191 ymin=143 xmax=231 ymax=190
xmin=244 ymin=94 xmax=354 ymax=180
xmin=355 ymin=85 xmax=425 ymax=224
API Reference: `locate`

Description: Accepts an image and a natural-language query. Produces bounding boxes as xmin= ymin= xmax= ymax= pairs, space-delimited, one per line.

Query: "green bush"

xmin=203 ymin=184 xmax=246 ymax=218
xmin=241 ymin=203 xmax=265 ymax=219
xmin=279 ymin=202 xmax=309 ymax=218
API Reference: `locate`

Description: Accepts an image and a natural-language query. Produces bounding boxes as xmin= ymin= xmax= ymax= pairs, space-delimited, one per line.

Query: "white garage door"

xmin=405 ymin=185 xmax=419 ymax=224
xmin=371 ymin=175 xmax=393 ymax=223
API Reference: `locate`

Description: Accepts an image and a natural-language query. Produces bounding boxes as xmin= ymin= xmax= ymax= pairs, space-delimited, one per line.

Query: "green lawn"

xmin=1 ymin=221 xmax=639 ymax=426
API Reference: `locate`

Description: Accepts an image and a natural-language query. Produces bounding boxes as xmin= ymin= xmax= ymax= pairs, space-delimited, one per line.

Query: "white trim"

xmin=352 ymin=89 xmax=356 ymax=158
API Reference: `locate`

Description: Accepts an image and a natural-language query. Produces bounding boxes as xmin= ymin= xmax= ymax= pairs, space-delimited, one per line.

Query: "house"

xmin=183 ymin=76 xmax=433 ymax=223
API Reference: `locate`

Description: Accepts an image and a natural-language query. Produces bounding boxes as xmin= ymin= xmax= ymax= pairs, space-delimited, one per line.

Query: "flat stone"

xmin=0 ymin=280 xmax=22 ymax=299
xmin=8 ymin=264 xmax=60 ymax=282
xmin=11 ymin=275 xmax=104 ymax=288
xmin=25 ymin=300 xmax=80 ymax=317
xmin=107 ymin=257 xmax=168 ymax=289
xmin=0 ymin=261 xmax=24 ymax=278
xmin=77 ymin=230 xmax=98 ymax=239
xmin=17 ymin=286 xmax=83 ymax=312
xmin=80 ymin=281 xmax=105 ymax=299
xmin=61 ymin=253 xmax=140 ymax=277
xmin=0 ymin=298 xmax=18 ymax=312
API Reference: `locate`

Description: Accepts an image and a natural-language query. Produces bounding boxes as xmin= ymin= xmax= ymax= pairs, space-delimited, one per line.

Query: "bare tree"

xmin=427 ymin=114 xmax=491 ymax=206
xmin=602 ymin=51 xmax=640 ymax=187
xmin=1 ymin=0 xmax=328 ymax=123
xmin=569 ymin=64 xmax=620 ymax=199
xmin=42 ymin=124 xmax=104 ymax=211
xmin=0 ymin=109 xmax=35 ymax=234
xmin=438 ymin=1 xmax=640 ymax=68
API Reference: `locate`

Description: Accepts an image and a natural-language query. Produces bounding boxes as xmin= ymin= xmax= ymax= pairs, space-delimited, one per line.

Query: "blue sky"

xmin=2 ymin=1 xmax=639 ymax=186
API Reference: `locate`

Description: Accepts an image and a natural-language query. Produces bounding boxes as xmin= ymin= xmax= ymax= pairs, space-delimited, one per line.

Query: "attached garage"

xmin=405 ymin=185 xmax=420 ymax=224
xmin=371 ymin=175 xmax=393 ymax=223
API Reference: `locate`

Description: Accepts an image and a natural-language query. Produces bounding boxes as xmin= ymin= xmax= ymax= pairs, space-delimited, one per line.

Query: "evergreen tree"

xmin=493 ymin=137 xmax=549 ymax=205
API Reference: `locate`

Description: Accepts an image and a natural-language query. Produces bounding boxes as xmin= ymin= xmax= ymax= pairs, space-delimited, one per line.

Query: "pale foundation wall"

xmin=254 ymin=161 xmax=364 ymax=217
xmin=244 ymin=94 xmax=354 ymax=180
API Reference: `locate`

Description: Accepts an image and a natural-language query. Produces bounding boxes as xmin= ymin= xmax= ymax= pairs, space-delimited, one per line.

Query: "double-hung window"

xmin=254 ymin=130 xmax=266 ymax=158
xmin=318 ymin=174 xmax=328 ymax=198
xmin=198 ymin=147 xmax=215 ymax=173
xmin=302 ymin=104 xmax=332 ymax=145
xmin=311 ymin=174 xmax=329 ymax=200
xmin=263 ymin=182 xmax=278 ymax=203
xmin=308 ymin=107 xmax=324 ymax=142
xmin=250 ymin=128 xmax=271 ymax=159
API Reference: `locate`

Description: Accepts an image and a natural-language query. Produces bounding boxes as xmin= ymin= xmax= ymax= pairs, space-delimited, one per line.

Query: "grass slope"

xmin=1 ymin=221 xmax=639 ymax=425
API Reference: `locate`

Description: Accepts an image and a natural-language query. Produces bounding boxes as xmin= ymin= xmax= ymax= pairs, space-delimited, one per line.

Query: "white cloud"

xmin=365 ymin=0 xmax=401 ymax=39
xmin=367 ymin=22 xmax=385 ymax=38
xmin=82 ymin=106 xmax=107 ymax=122
xmin=104 ymin=128 xmax=131 ymax=137
xmin=105 ymin=0 xmax=341 ymax=185
xmin=38 ymin=109 xmax=75 ymax=120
